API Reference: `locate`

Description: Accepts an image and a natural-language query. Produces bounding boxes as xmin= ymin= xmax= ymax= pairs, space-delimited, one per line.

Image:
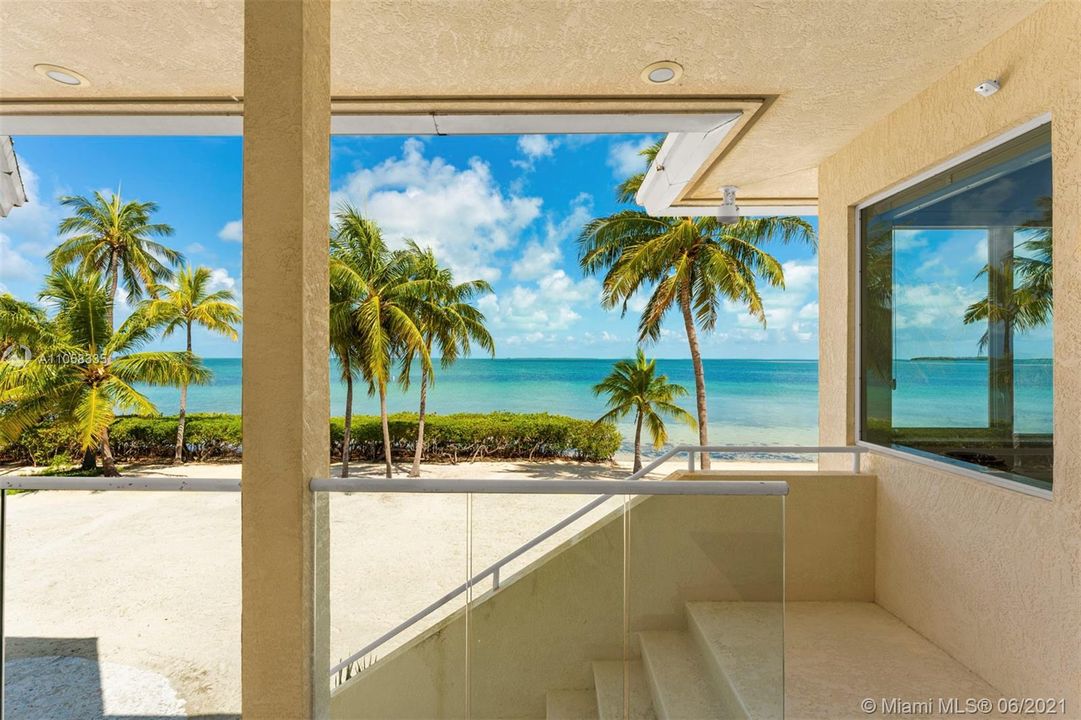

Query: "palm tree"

xmin=579 ymin=202 xmax=814 ymax=470
xmin=963 ymin=197 xmax=1053 ymax=348
xmin=49 ymin=189 xmax=181 ymax=330
xmin=592 ymin=349 xmax=696 ymax=473
xmin=399 ymin=241 xmax=494 ymax=477
xmin=0 ymin=269 xmax=209 ymax=476
xmin=330 ymin=206 xmax=434 ymax=479
xmin=330 ymin=258 xmax=364 ymax=479
xmin=141 ymin=266 xmax=241 ymax=463
xmin=0 ymin=294 xmax=49 ymax=359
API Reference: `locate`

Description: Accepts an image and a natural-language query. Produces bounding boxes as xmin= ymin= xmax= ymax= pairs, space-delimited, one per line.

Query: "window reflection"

xmin=860 ymin=124 xmax=1053 ymax=489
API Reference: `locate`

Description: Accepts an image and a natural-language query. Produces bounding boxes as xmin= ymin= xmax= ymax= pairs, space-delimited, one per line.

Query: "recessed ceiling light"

xmin=641 ymin=61 xmax=683 ymax=85
xmin=34 ymin=63 xmax=89 ymax=87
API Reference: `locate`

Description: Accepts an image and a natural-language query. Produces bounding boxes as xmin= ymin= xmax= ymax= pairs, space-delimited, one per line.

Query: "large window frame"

xmin=855 ymin=114 xmax=1054 ymax=500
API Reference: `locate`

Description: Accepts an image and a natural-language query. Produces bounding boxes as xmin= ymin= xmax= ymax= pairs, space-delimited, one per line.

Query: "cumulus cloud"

xmin=331 ymin=138 xmax=541 ymax=283
xmin=514 ymin=135 xmax=558 ymax=167
xmin=607 ymin=136 xmax=658 ymax=179
xmin=207 ymin=267 xmax=239 ymax=293
xmin=217 ymin=220 xmax=243 ymax=242
xmin=511 ymin=192 xmax=592 ymax=281
xmin=0 ymin=161 xmax=64 ymax=288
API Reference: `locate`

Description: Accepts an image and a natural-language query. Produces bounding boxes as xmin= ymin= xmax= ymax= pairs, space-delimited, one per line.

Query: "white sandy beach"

xmin=2 ymin=457 xmax=809 ymax=717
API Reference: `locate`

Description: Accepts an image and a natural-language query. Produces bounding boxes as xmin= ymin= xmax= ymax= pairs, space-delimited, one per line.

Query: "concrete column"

xmin=242 ymin=1 xmax=331 ymax=717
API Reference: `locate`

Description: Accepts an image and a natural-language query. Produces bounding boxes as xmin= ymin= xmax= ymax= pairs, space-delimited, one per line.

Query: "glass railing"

xmin=319 ymin=468 xmax=788 ymax=720
xmin=1 ymin=475 xmax=241 ymax=719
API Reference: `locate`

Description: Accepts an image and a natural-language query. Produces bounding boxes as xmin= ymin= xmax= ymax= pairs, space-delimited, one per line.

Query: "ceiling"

xmin=0 ymin=0 xmax=1046 ymax=205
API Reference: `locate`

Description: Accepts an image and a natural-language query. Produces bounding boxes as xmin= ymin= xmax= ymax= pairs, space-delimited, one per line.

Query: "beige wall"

xmin=331 ymin=473 xmax=874 ymax=719
xmin=818 ymin=0 xmax=1081 ymax=708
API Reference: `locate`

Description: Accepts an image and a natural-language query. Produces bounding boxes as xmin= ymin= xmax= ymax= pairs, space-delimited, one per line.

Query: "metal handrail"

xmin=319 ymin=443 xmax=863 ymax=679
xmin=0 ymin=476 xmax=241 ymax=492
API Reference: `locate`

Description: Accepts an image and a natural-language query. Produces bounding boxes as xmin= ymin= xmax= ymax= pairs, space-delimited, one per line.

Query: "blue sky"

xmin=0 ymin=133 xmax=821 ymax=359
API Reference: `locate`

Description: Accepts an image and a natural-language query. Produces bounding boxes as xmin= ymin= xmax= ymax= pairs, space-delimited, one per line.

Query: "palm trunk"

xmin=409 ymin=372 xmax=429 ymax=478
xmin=100 ymin=428 xmax=119 ymax=477
xmin=106 ymin=250 xmax=120 ymax=332
xmin=174 ymin=321 xmax=192 ymax=464
xmin=340 ymin=358 xmax=353 ymax=479
xmin=379 ymin=382 xmax=392 ymax=479
xmin=680 ymin=281 xmax=710 ymax=470
xmin=633 ymin=410 xmax=644 ymax=474
xmin=80 ymin=448 xmax=97 ymax=470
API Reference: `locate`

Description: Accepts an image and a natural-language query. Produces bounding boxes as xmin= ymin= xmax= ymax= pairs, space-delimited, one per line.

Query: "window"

xmin=859 ymin=123 xmax=1053 ymax=491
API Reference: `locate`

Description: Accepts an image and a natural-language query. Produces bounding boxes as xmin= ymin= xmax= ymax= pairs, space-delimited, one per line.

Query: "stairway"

xmin=545 ymin=602 xmax=782 ymax=720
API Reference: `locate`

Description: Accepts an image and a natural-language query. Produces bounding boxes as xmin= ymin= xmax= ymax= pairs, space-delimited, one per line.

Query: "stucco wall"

xmin=330 ymin=473 xmax=874 ymax=719
xmin=818 ymin=0 xmax=1081 ymax=708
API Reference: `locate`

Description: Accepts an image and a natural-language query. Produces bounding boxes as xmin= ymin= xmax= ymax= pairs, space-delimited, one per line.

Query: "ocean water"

xmin=133 ymin=358 xmax=821 ymax=453
xmin=131 ymin=357 xmax=1053 ymax=455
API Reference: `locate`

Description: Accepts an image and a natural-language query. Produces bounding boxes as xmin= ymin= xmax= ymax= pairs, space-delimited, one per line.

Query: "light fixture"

xmin=34 ymin=63 xmax=88 ymax=87
xmin=974 ymin=79 xmax=1000 ymax=97
xmin=717 ymin=186 xmax=740 ymax=225
xmin=641 ymin=61 xmax=683 ymax=85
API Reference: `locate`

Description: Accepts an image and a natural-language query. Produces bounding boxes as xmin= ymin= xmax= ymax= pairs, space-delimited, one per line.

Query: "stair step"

xmin=592 ymin=660 xmax=656 ymax=720
xmin=686 ymin=601 xmax=784 ymax=720
xmin=547 ymin=689 xmax=599 ymax=720
xmin=638 ymin=630 xmax=728 ymax=719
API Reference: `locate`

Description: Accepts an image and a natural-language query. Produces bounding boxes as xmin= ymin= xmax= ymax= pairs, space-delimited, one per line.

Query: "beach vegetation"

xmin=0 ymin=270 xmax=208 ymax=476
xmin=398 ymin=241 xmax=494 ymax=478
xmin=579 ymin=142 xmax=815 ymax=468
xmin=592 ymin=350 xmax=696 ymax=472
xmin=140 ymin=266 xmax=241 ymax=463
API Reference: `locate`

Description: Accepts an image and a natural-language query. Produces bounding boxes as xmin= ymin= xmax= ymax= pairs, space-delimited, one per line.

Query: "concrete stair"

xmin=546 ymin=689 xmax=599 ymax=720
xmin=546 ymin=602 xmax=781 ymax=720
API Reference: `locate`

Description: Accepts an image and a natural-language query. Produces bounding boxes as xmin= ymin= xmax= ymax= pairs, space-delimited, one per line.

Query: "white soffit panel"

xmin=0 ymin=135 xmax=29 ymax=218
xmin=635 ymin=114 xmax=744 ymax=216
xmin=0 ymin=113 xmax=736 ymax=136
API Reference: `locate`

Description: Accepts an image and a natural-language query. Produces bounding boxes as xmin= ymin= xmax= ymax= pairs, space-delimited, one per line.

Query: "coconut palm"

xmin=141 ymin=266 xmax=241 ymax=463
xmin=593 ymin=349 xmax=696 ymax=473
xmin=330 ymin=206 xmax=434 ymax=479
xmin=49 ymin=190 xmax=181 ymax=330
xmin=579 ymin=210 xmax=814 ymax=469
xmin=0 ymin=269 xmax=209 ymax=476
xmin=330 ymin=260 xmax=364 ymax=479
xmin=963 ymin=197 xmax=1053 ymax=349
xmin=399 ymin=241 xmax=494 ymax=477
xmin=0 ymin=294 xmax=49 ymax=359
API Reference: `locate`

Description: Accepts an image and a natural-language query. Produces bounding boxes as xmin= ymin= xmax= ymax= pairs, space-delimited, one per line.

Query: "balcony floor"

xmin=787 ymin=602 xmax=1006 ymax=719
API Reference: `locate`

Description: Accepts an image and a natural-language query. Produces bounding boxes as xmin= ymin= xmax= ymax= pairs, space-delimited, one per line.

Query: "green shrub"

xmin=2 ymin=411 xmax=619 ymax=464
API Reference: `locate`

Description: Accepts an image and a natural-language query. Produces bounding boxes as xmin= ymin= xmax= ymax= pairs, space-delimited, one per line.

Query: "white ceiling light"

xmin=34 ymin=63 xmax=88 ymax=87
xmin=641 ymin=61 xmax=683 ymax=85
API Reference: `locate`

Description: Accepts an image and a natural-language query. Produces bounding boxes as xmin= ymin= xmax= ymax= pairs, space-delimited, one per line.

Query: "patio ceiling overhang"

xmin=0 ymin=0 xmax=1048 ymax=213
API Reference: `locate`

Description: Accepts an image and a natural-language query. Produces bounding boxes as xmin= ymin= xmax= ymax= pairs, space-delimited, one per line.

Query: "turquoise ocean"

xmin=131 ymin=358 xmax=1052 ymax=458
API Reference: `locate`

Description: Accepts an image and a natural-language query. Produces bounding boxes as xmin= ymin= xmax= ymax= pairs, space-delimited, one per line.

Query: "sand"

xmin=1 ymin=457 xmax=810 ymax=716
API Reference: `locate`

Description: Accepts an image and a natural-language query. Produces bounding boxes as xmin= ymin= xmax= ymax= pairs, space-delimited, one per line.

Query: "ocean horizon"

xmin=131 ymin=357 xmax=1052 ymax=457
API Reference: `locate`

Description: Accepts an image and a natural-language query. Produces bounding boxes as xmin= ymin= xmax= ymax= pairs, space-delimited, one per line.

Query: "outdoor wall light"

xmin=717 ymin=186 xmax=740 ymax=225
xmin=974 ymin=79 xmax=1000 ymax=97
xmin=641 ymin=61 xmax=683 ymax=85
xmin=34 ymin=63 xmax=88 ymax=87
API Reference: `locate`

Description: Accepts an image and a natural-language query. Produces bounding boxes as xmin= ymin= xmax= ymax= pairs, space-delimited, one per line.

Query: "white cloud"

xmin=217 ymin=220 xmax=243 ymax=242
xmin=510 ymin=193 xmax=592 ymax=281
xmin=0 ymin=161 xmax=64 ymax=286
xmin=331 ymin=138 xmax=541 ymax=283
xmin=517 ymin=135 xmax=557 ymax=160
xmin=607 ymin=136 xmax=657 ymax=179
xmin=0 ymin=234 xmax=35 ymax=279
xmin=185 ymin=242 xmax=206 ymax=254
xmin=895 ymin=283 xmax=981 ymax=330
xmin=207 ymin=267 xmax=239 ymax=293
xmin=480 ymin=269 xmax=599 ymax=335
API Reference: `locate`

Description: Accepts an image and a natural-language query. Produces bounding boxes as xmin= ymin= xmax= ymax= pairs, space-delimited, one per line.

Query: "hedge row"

xmin=0 ymin=412 xmax=620 ymax=464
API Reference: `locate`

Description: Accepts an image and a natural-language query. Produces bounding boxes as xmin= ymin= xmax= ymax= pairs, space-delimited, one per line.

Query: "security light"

xmin=717 ymin=186 xmax=740 ymax=225
xmin=974 ymin=79 xmax=1000 ymax=97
